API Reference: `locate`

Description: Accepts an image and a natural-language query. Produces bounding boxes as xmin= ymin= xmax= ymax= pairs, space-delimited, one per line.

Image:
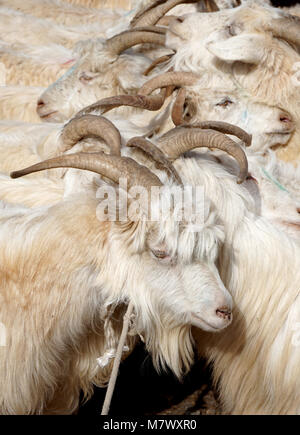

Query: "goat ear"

xmin=206 ymin=34 xmax=264 ymax=65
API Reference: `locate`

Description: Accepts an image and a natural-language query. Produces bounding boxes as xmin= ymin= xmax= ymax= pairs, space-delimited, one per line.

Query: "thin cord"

xmin=101 ymin=301 xmax=134 ymax=415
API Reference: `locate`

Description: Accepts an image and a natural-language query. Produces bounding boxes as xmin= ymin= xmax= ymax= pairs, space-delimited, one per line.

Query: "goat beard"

xmin=82 ymin=311 xmax=194 ymax=398
xmin=145 ymin=323 xmax=195 ymax=379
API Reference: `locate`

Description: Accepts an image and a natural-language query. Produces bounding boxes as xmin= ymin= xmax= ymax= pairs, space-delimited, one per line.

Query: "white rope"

xmin=96 ymin=346 xmax=129 ymax=368
xmin=101 ymin=301 xmax=134 ymax=415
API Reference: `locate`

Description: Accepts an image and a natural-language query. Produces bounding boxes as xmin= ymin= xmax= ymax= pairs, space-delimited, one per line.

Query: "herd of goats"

xmin=0 ymin=0 xmax=299 ymax=415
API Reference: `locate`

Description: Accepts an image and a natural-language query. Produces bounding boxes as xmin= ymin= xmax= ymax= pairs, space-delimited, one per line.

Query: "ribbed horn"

xmin=139 ymin=71 xmax=199 ymax=96
xmin=127 ymin=136 xmax=183 ymax=185
xmin=158 ymin=127 xmax=248 ymax=183
xmin=10 ymin=153 xmax=163 ymax=190
xmin=131 ymin=0 xmax=199 ymax=28
xmin=73 ymin=71 xmax=188 ymax=119
xmin=126 ymin=25 xmax=167 ymax=34
xmin=143 ymin=54 xmax=174 ymax=76
xmin=157 ymin=15 xmax=177 ymax=26
xmin=203 ymin=0 xmax=219 ymax=12
xmin=59 ymin=115 xmax=121 ymax=156
xmin=131 ymin=0 xmax=166 ymax=26
xmin=265 ymin=15 xmax=300 ymax=46
xmin=180 ymin=121 xmax=252 ymax=147
xmin=171 ymin=88 xmax=186 ymax=126
xmin=74 ymin=91 xmax=168 ymax=119
xmin=106 ymin=28 xmax=166 ymax=56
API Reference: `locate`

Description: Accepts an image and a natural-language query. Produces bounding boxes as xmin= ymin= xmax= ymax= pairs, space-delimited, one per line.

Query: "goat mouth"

xmin=266 ymin=131 xmax=293 ymax=135
xmin=190 ymin=313 xmax=225 ymax=331
xmin=39 ymin=111 xmax=58 ymax=119
xmin=270 ymin=141 xmax=290 ymax=151
xmin=280 ymin=220 xmax=300 ymax=229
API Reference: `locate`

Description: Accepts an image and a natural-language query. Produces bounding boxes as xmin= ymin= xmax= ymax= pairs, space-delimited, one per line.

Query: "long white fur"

xmin=0 ymin=173 xmax=232 ymax=414
xmin=0 ymin=86 xmax=44 ymax=122
xmin=0 ymin=0 xmax=299 ymax=416
xmin=171 ymin=153 xmax=300 ymax=414
xmin=0 ymin=7 xmax=107 ymax=48
xmin=1 ymin=0 xmax=124 ymax=27
xmin=0 ymin=40 xmax=77 ymax=87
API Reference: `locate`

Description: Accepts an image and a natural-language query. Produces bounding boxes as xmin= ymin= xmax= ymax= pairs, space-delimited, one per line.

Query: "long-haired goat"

xmin=36 ymin=27 xmax=168 ymax=123
xmin=123 ymin=123 xmax=300 ymax=414
xmin=1 ymin=145 xmax=233 ymax=414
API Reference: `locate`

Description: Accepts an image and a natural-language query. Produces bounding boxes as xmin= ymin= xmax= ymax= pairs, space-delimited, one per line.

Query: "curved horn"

xmin=131 ymin=0 xmax=167 ymax=26
xmin=139 ymin=71 xmax=199 ymax=96
xmin=59 ymin=115 xmax=121 ymax=156
xmin=158 ymin=127 xmax=248 ymax=183
xmin=75 ymin=91 xmax=168 ymax=118
xmin=265 ymin=15 xmax=300 ymax=46
xmin=157 ymin=15 xmax=177 ymax=26
xmin=171 ymin=88 xmax=186 ymax=126
xmin=203 ymin=0 xmax=219 ymax=12
xmin=131 ymin=0 xmax=199 ymax=28
xmin=127 ymin=137 xmax=183 ymax=185
xmin=106 ymin=29 xmax=166 ymax=56
xmin=143 ymin=54 xmax=174 ymax=76
xmin=126 ymin=26 xmax=167 ymax=34
xmin=10 ymin=153 xmax=162 ymax=190
xmin=74 ymin=71 xmax=190 ymax=119
xmin=181 ymin=121 xmax=252 ymax=147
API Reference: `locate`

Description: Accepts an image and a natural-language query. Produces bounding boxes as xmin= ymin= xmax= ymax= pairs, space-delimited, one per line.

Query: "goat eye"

xmin=152 ymin=249 xmax=169 ymax=259
xmin=79 ymin=72 xmax=94 ymax=83
xmin=216 ymin=98 xmax=233 ymax=108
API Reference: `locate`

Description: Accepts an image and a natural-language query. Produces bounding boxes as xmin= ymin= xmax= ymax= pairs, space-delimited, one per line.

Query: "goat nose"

xmin=176 ymin=16 xmax=184 ymax=23
xmin=216 ymin=306 xmax=232 ymax=321
xmin=279 ymin=112 xmax=294 ymax=130
xmin=37 ymin=99 xmax=45 ymax=108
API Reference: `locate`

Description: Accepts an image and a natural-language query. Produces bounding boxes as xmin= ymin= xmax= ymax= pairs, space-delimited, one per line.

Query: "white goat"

xmin=0 ymin=149 xmax=232 ymax=414
xmin=36 ymin=28 xmax=167 ymax=122
xmin=188 ymin=154 xmax=300 ymax=414
xmin=127 ymin=125 xmax=300 ymax=414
